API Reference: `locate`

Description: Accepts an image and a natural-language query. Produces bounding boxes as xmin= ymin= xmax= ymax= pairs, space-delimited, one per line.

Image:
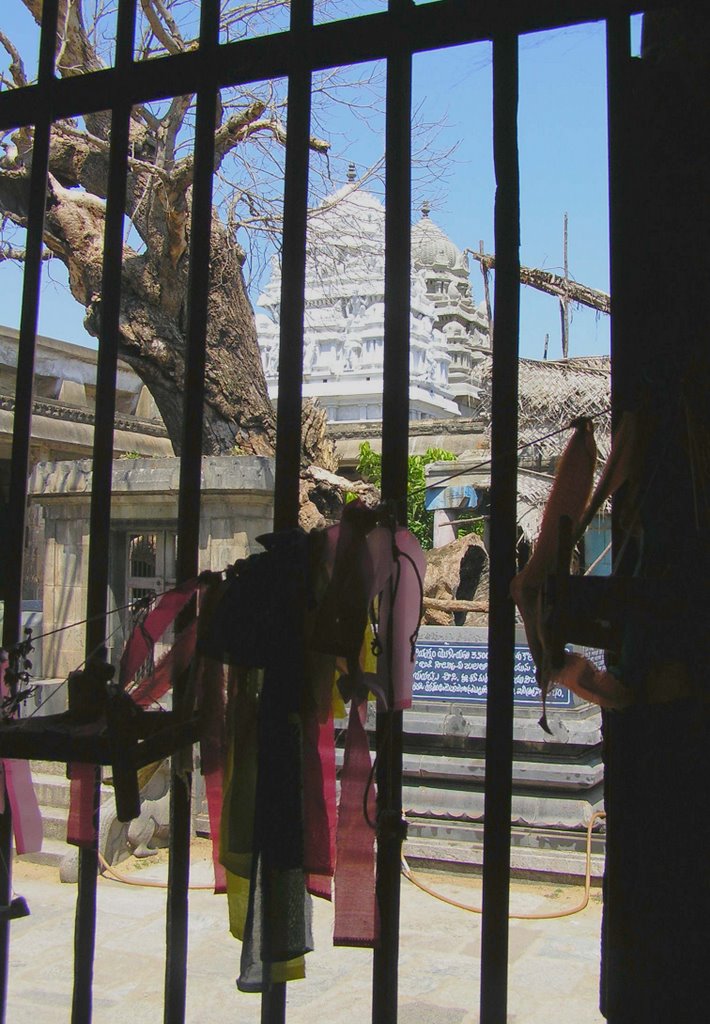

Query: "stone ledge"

xmin=28 ymin=455 xmax=276 ymax=498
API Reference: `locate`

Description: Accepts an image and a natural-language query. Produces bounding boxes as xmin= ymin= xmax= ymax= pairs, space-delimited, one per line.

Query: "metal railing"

xmin=0 ymin=1 xmax=650 ymax=1021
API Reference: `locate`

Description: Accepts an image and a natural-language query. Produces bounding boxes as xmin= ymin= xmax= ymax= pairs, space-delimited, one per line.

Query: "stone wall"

xmin=29 ymin=455 xmax=275 ymax=679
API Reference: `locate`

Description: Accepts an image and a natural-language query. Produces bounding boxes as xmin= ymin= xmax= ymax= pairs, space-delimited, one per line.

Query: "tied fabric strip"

xmin=205 ymin=769 xmax=227 ymax=894
xmin=369 ymin=526 xmax=426 ymax=711
xmin=302 ymin=710 xmax=336 ymax=894
xmin=129 ymin=621 xmax=196 ymax=708
xmin=195 ymin=576 xmax=230 ymax=896
xmin=66 ymin=763 xmax=97 ymax=847
xmin=510 ymin=416 xmax=635 ymax=726
xmin=68 ymin=578 xmax=200 ymax=848
xmin=0 ymin=652 xmax=42 ymax=855
xmin=2 ymin=760 xmax=42 ymax=854
xmin=119 ymin=578 xmax=199 ymax=687
xmin=333 ymin=699 xmax=378 ymax=947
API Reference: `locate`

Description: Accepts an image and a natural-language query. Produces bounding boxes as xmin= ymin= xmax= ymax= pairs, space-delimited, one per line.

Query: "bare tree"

xmin=0 ymin=0 xmax=396 ymax=461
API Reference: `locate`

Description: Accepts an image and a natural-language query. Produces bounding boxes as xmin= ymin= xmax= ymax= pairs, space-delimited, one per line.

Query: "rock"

xmin=298 ymin=464 xmax=379 ymax=530
xmin=424 ymin=533 xmax=489 ymax=627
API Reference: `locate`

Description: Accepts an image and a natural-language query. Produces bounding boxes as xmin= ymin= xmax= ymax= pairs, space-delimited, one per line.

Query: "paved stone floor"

xmin=7 ymin=841 xmax=604 ymax=1024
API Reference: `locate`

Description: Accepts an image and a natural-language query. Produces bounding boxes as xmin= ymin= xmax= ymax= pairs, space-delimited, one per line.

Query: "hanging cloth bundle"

xmin=199 ymin=503 xmax=424 ymax=990
xmin=201 ymin=529 xmax=316 ymax=991
xmin=510 ymin=415 xmax=638 ymax=730
xmin=311 ymin=503 xmax=425 ymax=946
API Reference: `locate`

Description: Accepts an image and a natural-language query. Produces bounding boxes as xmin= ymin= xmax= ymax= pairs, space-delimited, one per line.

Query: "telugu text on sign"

xmin=412 ymin=643 xmax=573 ymax=706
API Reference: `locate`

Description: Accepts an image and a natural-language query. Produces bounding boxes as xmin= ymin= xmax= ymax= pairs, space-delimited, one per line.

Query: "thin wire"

xmin=26 ymin=618 xmax=126 ymax=719
xmin=16 ymin=596 xmax=153 ymax=646
xmin=406 ymin=406 xmax=611 ymax=503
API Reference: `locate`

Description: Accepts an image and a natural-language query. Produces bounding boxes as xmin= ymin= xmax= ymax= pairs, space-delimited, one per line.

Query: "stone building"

xmin=256 ymin=169 xmax=490 ymax=424
xmin=0 ymin=326 xmax=174 ymax=649
xmin=27 ymin=456 xmax=274 ymax=680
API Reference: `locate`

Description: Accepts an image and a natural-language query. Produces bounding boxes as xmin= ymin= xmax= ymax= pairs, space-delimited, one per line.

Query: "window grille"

xmin=0 ymin=3 xmax=650 ymax=1022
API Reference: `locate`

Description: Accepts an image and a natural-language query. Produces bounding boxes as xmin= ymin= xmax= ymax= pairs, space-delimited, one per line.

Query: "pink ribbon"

xmin=333 ymin=700 xmax=378 ymax=947
xmin=66 ymin=763 xmax=97 ymax=847
xmin=129 ymin=620 xmax=197 ymax=708
xmin=196 ymin=646 xmax=228 ymax=895
xmin=370 ymin=526 xmax=426 ymax=711
xmin=119 ymin=578 xmax=199 ymax=688
xmin=2 ymin=759 xmax=43 ymax=854
xmin=205 ymin=768 xmax=227 ymax=894
xmin=0 ymin=653 xmax=43 ymax=854
xmin=303 ymin=711 xmax=336 ymax=898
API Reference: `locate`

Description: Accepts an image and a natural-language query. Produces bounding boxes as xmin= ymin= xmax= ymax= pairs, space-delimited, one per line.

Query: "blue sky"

xmin=0 ymin=5 xmax=641 ymax=360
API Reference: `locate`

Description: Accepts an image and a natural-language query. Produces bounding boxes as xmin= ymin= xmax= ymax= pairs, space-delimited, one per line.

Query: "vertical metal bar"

xmin=272 ymin=0 xmax=313 ymax=534
xmin=601 ymin=17 xmax=631 ymax=1019
xmin=0 ymin=14 xmax=57 ymax=649
xmin=71 ymin=4 xmax=137 ymax=1023
xmin=606 ymin=16 xmax=632 ymax=419
xmin=480 ymin=32 xmax=520 ymax=1024
xmin=0 ymin=1 xmax=59 ymax=1019
xmin=262 ymin=2 xmax=312 ymax=1016
xmin=165 ymin=0 xmax=219 ymax=1018
xmin=372 ymin=31 xmax=411 ymax=1024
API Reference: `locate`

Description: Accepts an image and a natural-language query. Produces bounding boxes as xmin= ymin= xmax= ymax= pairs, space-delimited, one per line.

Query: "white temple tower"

xmin=411 ymin=201 xmax=491 ymax=414
xmin=256 ymin=169 xmax=489 ymax=423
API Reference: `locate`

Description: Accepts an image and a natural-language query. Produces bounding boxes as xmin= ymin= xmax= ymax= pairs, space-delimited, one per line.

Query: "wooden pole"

xmin=479 ymin=239 xmax=493 ymax=339
xmin=467 ymin=250 xmax=609 ymax=315
xmin=561 ymin=212 xmax=570 ymax=359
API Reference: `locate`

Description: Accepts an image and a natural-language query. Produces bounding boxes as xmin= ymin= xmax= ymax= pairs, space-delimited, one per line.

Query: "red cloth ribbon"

xmin=130 ymin=620 xmax=197 ymax=708
xmin=205 ymin=767 xmax=227 ymax=894
xmin=66 ymin=763 xmax=98 ymax=847
xmin=68 ymin=579 xmax=199 ymax=847
xmin=333 ymin=700 xmax=378 ymax=947
xmin=0 ymin=652 xmax=43 ymax=854
xmin=303 ymin=711 xmax=336 ymax=897
xmin=119 ymin=578 xmax=199 ymax=688
xmin=197 ymin=646 xmax=228 ymax=895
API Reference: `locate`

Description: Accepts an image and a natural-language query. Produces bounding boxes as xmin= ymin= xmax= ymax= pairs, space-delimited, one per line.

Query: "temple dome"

xmin=411 ymin=204 xmax=466 ymax=272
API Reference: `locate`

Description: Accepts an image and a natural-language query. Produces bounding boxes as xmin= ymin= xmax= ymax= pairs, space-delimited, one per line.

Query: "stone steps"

xmin=20 ymin=763 xmax=114 ymax=868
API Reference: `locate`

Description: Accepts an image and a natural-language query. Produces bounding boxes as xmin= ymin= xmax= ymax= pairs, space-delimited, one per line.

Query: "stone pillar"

xmin=42 ymin=507 xmax=91 ymax=679
xmin=432 ymin=508 xmax=457 ymax=548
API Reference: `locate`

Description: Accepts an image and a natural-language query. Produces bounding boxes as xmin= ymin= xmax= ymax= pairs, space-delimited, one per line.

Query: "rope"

xmin=401 ymin=811 xmax=605 ymax=921
xmin=98 ymin=851 xmax=216 ymax=891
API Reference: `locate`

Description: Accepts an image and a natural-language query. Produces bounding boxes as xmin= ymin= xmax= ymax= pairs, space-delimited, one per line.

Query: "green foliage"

xmin=356 ymin=442 xmax=459 ymax=549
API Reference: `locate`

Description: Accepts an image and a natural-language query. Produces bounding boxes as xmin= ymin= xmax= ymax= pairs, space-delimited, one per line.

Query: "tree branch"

xmin=53 ymin=121 xmax=171 ymax=186
xmin=139 ymin=0 xmax=188 ymax=55
xmin=0 ymin=243 xmax=53 ymax=263
xmin=0 ymin=31 xmax=29 ymax=89
xmin=160 ymin=94 xmax=195 ymax=171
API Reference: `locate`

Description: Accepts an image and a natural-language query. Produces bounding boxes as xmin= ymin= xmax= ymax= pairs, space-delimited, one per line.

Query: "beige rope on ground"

xmin=401 ymin=811 xmax=605 ymax=921
xmin=99 ymin=812 xmax=606 ymax=918
xmin=98 ymin=851 xmax=216 ymax=890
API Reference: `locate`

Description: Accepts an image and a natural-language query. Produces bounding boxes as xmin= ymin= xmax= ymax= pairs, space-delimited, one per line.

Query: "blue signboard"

xmin=413 ymin=642 xmax=573 ymax=707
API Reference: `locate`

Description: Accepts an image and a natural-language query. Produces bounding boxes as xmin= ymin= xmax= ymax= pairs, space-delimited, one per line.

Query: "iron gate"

xmin=0 ymin=1 xmax=659 ymax=1021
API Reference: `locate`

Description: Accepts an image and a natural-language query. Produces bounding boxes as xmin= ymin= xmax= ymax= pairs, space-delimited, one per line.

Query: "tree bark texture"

xmin=0 ymin=0 xmax=335 ymax=463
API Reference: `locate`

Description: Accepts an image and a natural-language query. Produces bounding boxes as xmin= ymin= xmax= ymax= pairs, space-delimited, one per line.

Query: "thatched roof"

xmin=477 ymin=355 xmax=612 ymax=541
xmin=479 ymin=355 xmax=611 ymax=462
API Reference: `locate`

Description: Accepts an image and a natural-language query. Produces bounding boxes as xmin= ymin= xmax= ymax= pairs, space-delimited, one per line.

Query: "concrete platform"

xmin=7 ymin=839 xmax=605 ymax=1024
